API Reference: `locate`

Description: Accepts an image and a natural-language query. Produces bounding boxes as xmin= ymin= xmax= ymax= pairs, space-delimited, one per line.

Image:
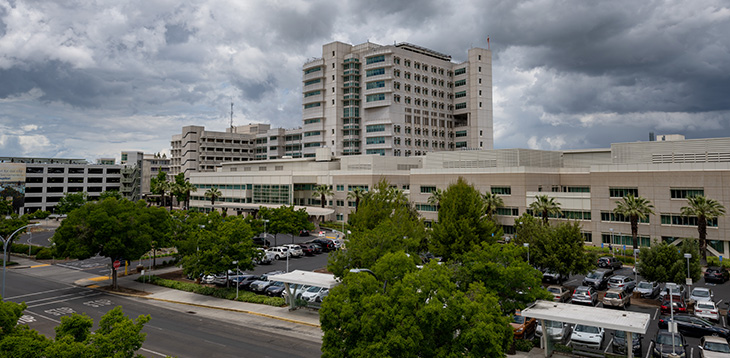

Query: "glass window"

xmin=491 ymin=186 xmax=511 ymax=195
xmin=454 ymin=68 xmax=466 ymax=75
xmin=366 ymin=68 xmax=386 ymax=77
xmin=304 ymin=78 xmax=321 ymax=86
xmin=366 ymin=55 xmax=385 ymax=64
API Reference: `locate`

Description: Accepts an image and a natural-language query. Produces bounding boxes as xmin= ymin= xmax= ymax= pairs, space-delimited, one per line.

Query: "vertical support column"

xmin=627 ymin=331 xmax=633 ymax=358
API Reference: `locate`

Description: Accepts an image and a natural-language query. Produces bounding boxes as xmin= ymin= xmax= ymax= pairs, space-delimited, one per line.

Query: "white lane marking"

xmin=44 ymin=307 xmax=76 ymax=316
xmin=653 ymin=308 xmax=659 ymax=320
xmin=83 ymin=299 xmax=113 ymax=308
xmin=203 ymin=339 xmax=227 ymax=347
xmin=5 ymin=287 xmax=74 ymax=300
xmin=17 ymin=315 xmax=36 ymax=324
xmin=604 ymin=337 xmax=613 ymax=353
xmin=24 ymin=309 xmax=61 ymax=324
xmin=645 ymin=341 xmax=653 ymax=358
xmin=139 ymin=347 xmax=169 ymax=357
xmin=23 ymin=291 xmax=97 ymax=305
xmin=27 ymin=293 xmax=101 ymax=308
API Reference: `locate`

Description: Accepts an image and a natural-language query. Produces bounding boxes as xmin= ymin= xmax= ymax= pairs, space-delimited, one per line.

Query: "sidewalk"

xmin=73 ymin=265 xmax=322 ymax=328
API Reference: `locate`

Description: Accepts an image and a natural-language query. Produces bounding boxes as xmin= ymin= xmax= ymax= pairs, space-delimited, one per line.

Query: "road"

xmin=3 ymin=265 xmax=323 ymax=358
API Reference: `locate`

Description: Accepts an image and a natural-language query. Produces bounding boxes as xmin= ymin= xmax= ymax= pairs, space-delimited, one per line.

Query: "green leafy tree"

xmin=347 ymin=179 xmax=417 ymax=232
xmin=482 ymin=191 xmax=504 ymax=219
xmin=321 ymin=255 xmax=513 ymax=357
xmin=0 ymin=215 xmax=29 ymax=241
xmin=173 ymin=173 xmax=197 ymax=210
xmin=681 ymin=195 xmax=726 ymax=263
xmin=426 ymin=188 xmax=443 ymax=211
xmin=613 ymin=195 xmax=654 ymax=248
xmin=204 ymin=187 xmax=221 ymax=207
xmin=455 ymin=242 xmax=551 ymax=314
xmin=55 ymin=192 xmax=87 ymax=215
xmin=430 ymin=177 xmax=501 ymax=260
xmin=638 ymin=239 xmax=702 ymax=284
xmin=149 ymin=169 xmax=169 ymax=207
xmin=513 ymin=214 xmax=596 ymax=278
xmin=0 ymin=199 xmax=12 ymax=215
xmin=311 ymin=184 xmax=333 ymax=208
xmin=346 ymin=187 xmax=367 ymax=212
xmin=98 ymin=191 xmax=123 ymax=201
xmin=52 ymin=198 xmax=171 ymax=289
xmin=529 ymin=195 xmax=562 ymax=225
xmin=177 ymin=212 xmax=257 ymax=283
xmin=258 ymin=205 xmax=313 ymax=247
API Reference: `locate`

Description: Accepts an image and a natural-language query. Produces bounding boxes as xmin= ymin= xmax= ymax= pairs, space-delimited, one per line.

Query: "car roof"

xmin=610 ymin=275 xmax=628 ymax=280
xmin=702 ymin=336 xmax=728 ymax=344
xmin=606 ymin=288 xmax=624 ymax=293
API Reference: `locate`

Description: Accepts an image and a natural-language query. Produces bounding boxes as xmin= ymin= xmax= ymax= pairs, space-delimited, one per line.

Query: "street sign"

xmin=686 ymin=278 xmax=693 ymax=286
xmin=113 ymin=260 xmax=121 ymax=269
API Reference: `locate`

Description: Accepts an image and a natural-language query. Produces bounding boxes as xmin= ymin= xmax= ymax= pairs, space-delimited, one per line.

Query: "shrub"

xmin=514 ymin=339 xmax=534 ymax=352
xmin=10 ymin=244 xmax=44 ymax=256
xmin=585 ymin=245 xmax=610 ymax=254
xmin=707 ymin=257 xmax=730 ymax=269
xmin=36 ymin=248 xmax=53 ymax=260
xmin=553 ymin=343 xmax=572 ymax=353
xmin=30 ymin=211 xmax=51 ymax=219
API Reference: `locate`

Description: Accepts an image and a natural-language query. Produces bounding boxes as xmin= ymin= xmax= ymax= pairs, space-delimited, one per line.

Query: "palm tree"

xmin=205 ymin=187 xmax=222 ymax=207
xmin=681 ymin=195 xmax=726 ymax=263
xmin=312 ymin=184 xmax=333 ymax=208
xmin=482 ymin=191 xmax=504 ymax=218
xmin=427 ymin=188 xmax=443 ymax=211
xmin=613 ymin=195 xmax=655 ymax=249
xmin=347 ymin=187 xmax=367 ymax=212
xmin=529 ymin=195 xmax=561 ymax=225
xmin=177 ymin=181 xmax=197 ymax=210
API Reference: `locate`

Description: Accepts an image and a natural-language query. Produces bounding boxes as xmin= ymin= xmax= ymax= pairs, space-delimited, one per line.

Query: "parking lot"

xmin=543 ymin=263 xmax=730 ymax=357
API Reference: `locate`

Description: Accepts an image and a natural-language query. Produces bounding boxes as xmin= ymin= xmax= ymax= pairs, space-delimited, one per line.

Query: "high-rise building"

xmin=300 ymin=41 xmax=492 ymax=157
xmin=120 ymin=151 xmax=171 ymax=201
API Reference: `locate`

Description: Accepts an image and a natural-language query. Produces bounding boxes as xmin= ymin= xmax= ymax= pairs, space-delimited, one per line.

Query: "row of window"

xmin=26 ymin=167 xmax=119 ymax=174
xmin=26 ymin=177 xmax=118 ymax=184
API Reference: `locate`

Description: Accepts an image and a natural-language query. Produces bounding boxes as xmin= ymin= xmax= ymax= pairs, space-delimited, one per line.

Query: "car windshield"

xmin=657 ymin=333 xmax=682 ymax=346
xmin=575 ymin=288 xmax=590 ymax=295
xmin=547 ymin=287 xmax=560 ymax=294
xmin=575 ymin=325 xmax=600 ymax=334
xmin=547 ymin=321 xmax=563 ymax=328
xmin=586 ymin=272 xmax=601 ymax=279
xmin=705 ymin=342 xmax=730 ymax=353
xmin=637 ymin=282 xmax=652 ymax=289
xmin=605 ymin=292 xmax=619 ymax=299
xmin=697 ymin=302 xmax=715 ymax=309
xmin=306 ymin=286 xmax=321 ymax=293
xmin=693 ymin=289 xmax=710 ymax=297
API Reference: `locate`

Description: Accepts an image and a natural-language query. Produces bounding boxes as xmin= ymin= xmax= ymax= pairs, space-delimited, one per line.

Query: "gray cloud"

xmin=0 ymin=0 xmax=728 ymax=160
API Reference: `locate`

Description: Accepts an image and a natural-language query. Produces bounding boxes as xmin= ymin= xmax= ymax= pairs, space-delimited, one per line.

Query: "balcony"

xmin=303 ymin=93 xmax=324 ymax=104
xmin=303 ymin=70 xmax=324 ymax=82
xmin=363 ymin=98 xmax=392 ymax=109
xmin=303 ymin=106 xmax=324 ymax=119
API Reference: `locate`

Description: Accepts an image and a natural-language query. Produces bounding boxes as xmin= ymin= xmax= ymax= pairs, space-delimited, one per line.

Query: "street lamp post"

xmin=684 ymin=253 xmax=692 ymax=296
xmin=609 ymin=228 xmax=614 ymax=254
xmin=634 ymin=249 xmax=640 ymax=284
xmin=523 ymin=243 xmax=530 ymax=265
xmin=233 ymin=260 xmax=239 ymax=300
xmin=263 ymin=219 xmax=271 ymax=246
xmin=2 ymin=223 xmax=41 ymax=300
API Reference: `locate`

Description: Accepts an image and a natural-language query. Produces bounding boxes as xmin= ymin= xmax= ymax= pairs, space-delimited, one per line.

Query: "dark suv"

xmin=704 ymin=266 xmax=730 ymax=283
xmin=582 ymin=269 xmax=613 ymax=290
xmin=597 ymin=256 xmax=622 ymax=270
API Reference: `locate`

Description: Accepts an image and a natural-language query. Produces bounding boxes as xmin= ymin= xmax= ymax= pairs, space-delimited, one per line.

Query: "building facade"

xmin=120 ymin=151 xmax=172 ymax=201
xmin=301 ymin=41 xmax=492 ymax=157
xmin=187 ymin=137 xmax=730 ymax=258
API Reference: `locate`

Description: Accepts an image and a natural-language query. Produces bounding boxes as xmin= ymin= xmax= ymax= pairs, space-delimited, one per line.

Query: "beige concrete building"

xmin=188 ymin=137 xmax=730 ymax=258
xmin=120 ymin=151 xmax=172 ymax=201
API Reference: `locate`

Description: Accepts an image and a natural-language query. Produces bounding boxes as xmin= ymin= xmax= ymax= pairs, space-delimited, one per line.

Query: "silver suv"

xmin=571 ymin=286 xmax=598 ymax=306
xmin=608 ymin=275 xmax=636 ymax=293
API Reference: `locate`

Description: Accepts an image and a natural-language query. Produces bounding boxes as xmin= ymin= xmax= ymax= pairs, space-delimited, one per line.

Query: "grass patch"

xmin=138 ymin=275 xmax=286 ymax=307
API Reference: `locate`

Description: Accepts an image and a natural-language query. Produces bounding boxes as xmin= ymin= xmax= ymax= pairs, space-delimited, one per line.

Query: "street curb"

xmin=78 ymin=282 xmax=321 ymax=328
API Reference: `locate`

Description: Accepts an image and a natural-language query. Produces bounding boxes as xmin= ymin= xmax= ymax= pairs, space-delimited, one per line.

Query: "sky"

xmin=1 ymin=0 xmax=729 ymax=162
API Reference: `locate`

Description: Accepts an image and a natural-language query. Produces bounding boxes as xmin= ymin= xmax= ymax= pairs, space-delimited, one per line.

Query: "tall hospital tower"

xmin=300 ymin=41 xmax=492 ymax=157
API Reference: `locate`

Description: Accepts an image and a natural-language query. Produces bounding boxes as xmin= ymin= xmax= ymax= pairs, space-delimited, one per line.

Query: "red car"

xmin=660 ymin=294 xmax=687 ymax=315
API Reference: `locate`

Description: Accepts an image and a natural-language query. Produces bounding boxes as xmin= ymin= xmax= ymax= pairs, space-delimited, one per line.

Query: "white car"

xmin=695 ymin=300 xmax=720 ymax=322
xmin=301 ymin=286 xmax=329 ymax=302
xmin=536 ymin=320 xmax=571 ymax=343
xmin=284 ymin=244 xmax=304 ymax=258
xmin=266 ymin=246 xmax=290 ymax=260
xmin=254 ymin=248 xmax=275 ymax=264
xmin=690 ymin=287 xmax=714 ymax=302
xmin=700 ymin=335 xmax=730 ymax=357
xmin=570 ymin=324 xmax=604 ymax=349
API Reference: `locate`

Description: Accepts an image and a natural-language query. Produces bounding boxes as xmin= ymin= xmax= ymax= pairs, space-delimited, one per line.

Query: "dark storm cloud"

xmin=165 ymin=24 xmax=194 ymax=45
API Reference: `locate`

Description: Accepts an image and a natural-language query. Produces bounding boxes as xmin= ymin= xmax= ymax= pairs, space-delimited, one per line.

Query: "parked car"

xmin=598 ymin=256 xmax=622 ymax=270
xmin=308 ymin=239 xmax=335 ymax=252
xmin=571 ymin=286 xmax=598 ymax=306
xmin=658 ymin=314 xmax=730 ymax=338
xmin=612 ymin=330 xmax=642 ymax=356
xmin=635 ymin=281 xmax=661 ymax=298
xmin=704 ymin=266 xmax=730 ymax=284
xmin=546 ymin=285 xmax=571 ymax=302
xmin=652 ymin=329 xmax=686 ymax=358
xmin=511 ymin=311 xmax=537 ymax=340
xmin=299 ymin=243 xmax=317 ymax=256
xmin=252 ymin=234 xmax=272 ymax=247
xmin=690 ymin=287 xmax=715 ymax=302
xmin=582 ymin=269 xmax=613 ymax=290
xmin=201 ymin=274 xmax=216 ymax=284
xmin=570 ymin=324 xmax=604 ymax=350
xmin=235 ymin=274 xmax=260 ymax=290
xmin=303 ymin=287 xmax=329 ymax=303
xmin=695 ymin=300 xmax=721 ymax=323
xmin=284 ymin=244 xmax=304 ymax=258
xmin=660 ymin=295 xmax=687 ymax=315
xmin=254 ymin=248 xmax=275 ymax=265
xmin=543 ymin=270 xmax=568 ymax=284
xmin=608 ymin=275 xmax=637 ymax=293
xmin=249 ymin=271 xmax=285 ymax=293
xmin=298 ymin=229 xmax=310 ymax=236
xmin=266 ymin=246 xmax=290 ymax=260
xmin=307 ymin=242 xmax=323 ymax=254
xmin=659 ymin=282 xmax=686 ymax=300
xmin=602 ymin=288 xmax=631 ymax=309
xmin=536 ymin=320 xmax=572 ymax=344
xmin=265 ymin=281 xmax=286 ymax=297
xmin=700 ymin=335 xmax=730 ymax=357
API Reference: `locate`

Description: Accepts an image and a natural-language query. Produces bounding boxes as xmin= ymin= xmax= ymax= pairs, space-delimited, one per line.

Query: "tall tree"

xmin=149 ymin=169 xmax=169 ymax=207
xmin=98 ymin=190 xmax=123 ymax=201
xmin=204 ymin=187 xmax=222 ymax=207
xmin=258 ymin=205 xmax=313 ymax=247
xmin=173 ymin=173 xmax=197 ymax=210
xmin=430 ymin=177 xmax=501 ymax=261
xmin=52 ymin=198 xmax=171 ymax=289
xmin=321 ymin=255 xmax=513 ymax=357
xmin=55 ymin=192 xmax=87 ymax=215
xmin=638 ymin=239 xmax=702 ymax=284
xmin=482 ymin=191 xmax=504 ymax=219
xmin=347 ymin=179 xmax=417 ymax=232
xmin=311 ymin=184 xmax=333 ymax=216
xmin=681 ymin=195 xmax=726 ymax=263
xmin=529 ymin=195 xmax=562 ymax=225
xmin=426 ymin=188 xmax=443 ymax=211
xmin=613 ymin=194 xmax=655 ymax=248
xmin=346 ymin=186 xmax=367 ymax=212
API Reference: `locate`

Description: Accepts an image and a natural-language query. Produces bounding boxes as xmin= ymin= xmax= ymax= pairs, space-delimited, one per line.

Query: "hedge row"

xmin=141 ymin=276 xmax=285 ymax=307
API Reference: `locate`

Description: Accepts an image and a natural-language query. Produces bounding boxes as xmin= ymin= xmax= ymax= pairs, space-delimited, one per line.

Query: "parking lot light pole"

xmin=684 ymin=253 xmax=692 ymax=296
xmin=233 ymin=261 xmax=239 ymax=300
xmin=2 ymin=223 xmax=41 ymax=300
xmin=634 ymin=249 xmax=640 ymax=284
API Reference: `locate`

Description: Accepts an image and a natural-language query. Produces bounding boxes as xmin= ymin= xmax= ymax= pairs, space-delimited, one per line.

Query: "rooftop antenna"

xmin=230 ymin=100 xmax=234 ymax=129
